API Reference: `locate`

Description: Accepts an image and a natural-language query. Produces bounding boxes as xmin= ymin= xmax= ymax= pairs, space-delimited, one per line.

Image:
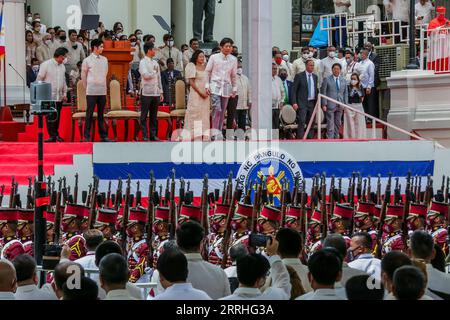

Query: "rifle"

xmin=300 ymin=180 xmax=308 ymax=240
xmin=362 ymin=179 xmax=367 ymax=203
xmin=329 ymin=175 xmax=336 ymax=219
xmin=292 ymin=177 xmax=300 ymax=207
xmin=178 ymin=178 xmax=186 ymax=214
xmin=136 ymin=181 xmax=142 ymax=207
xmin=121 ymin=176 xmax=132 ymax=256
xmin=200 ymin=175 xmax=209 ymax=235
xmin=413 ymin=175 xmax=418 ymax=203
xmin=159 ymin=185 xmax=163 ymax=206
xmin=320 ymin=174 xmax=328 ymax=240
xmin=73 ymin=173 xmax=79 ymax=205
xmin=61 ymin=177 xmax=68 ymax=206
xmin=445 ymin=177 xmax=450 ymax=203
xmin=226 ymin=171 xmax=233 ymax=205
xmin=8 ymin=177 xmax=15 ymax=208
xmin=402 ymin=172 xmax=412 ymax=245
xmin=356 ymin=173 xmax=363 ymax=203
xmin=337 ymin=177 xmax=343 ymax=203
xmin=114 ymin=179 xmax=123 ymax=211
xmin=164 ymin=177 xmax=170 ymax=207
xmin=53 ymin=178 xmax=63 ymax=244
xmin=376 ymin=174 xmax=382 ymax=205
xmin=441 ymin=175 xmax=446 ymax=194
xmin=417 ymin=176 xmax=423 ymax=203
xmin=311 ymin=174 xmax=320 ymax=210
xmin=106 ymin=181 xmax=112 ymax=208
xmin=424 ymin=175 xmax=433 ymax=206
xmin=47 ymin=176 xmax=52 ymax=195
xmin=168 ymin=170 xmax=176 ymax=240
xmin=221 ymin=180 xmax=243 ymax=269
xmin=376 ymin=173 xmax=392 ymax=258
xmin=26 ymin=177 xmax=33 ymax=209
xmin=86 ymin=183 xmax=93 ymax=207
xmin=244 ymin=180 xmax=254 ymax=205
xmin=0 ymin=185 xmax=4 ymax=207
xmin=88 ymin=177 xmax=99 ymax=230
xmin=394 ymin=177 xmax=400 ymax=205
xmin=280 ymin=178 xmax=288 ymax=229
xmin=350 ymin=172 xmax=357 ymax=207
xmin=146 ymin=171 xmax=156 ymax=263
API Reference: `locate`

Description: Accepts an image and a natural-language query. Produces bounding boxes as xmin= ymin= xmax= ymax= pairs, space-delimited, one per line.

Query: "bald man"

xmin=0 ymin=260 xmax=17 ymax=300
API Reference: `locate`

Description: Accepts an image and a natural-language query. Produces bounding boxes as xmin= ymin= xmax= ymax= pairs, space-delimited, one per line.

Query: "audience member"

xmin=161 ymin=58 xmax=183 ymax=106
xmin=392 ymin=266 xmax=427 ymax=300
xmin=99 ymin=253 xmax=135 ymax=300
xmin=224 ymin=244 xmax=249 ymax=293
xmin=345 ymin=274 xmax=384 ymax=300
xmin=0 ymin=260 xmax=17 ymax=300
xmin=344 ymin=73 xmax=367 ymax=139
xmin=235 ymin=60 xmax=252 ymax=132
xmin=62 ymin=276 xmax=98 ymax=300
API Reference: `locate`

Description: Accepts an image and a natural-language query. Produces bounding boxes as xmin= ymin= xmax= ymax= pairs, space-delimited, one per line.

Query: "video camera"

xmin=30 ymin=82 xmax=58 ymax=115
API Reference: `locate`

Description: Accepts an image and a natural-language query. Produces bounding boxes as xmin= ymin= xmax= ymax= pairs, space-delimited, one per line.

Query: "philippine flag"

xmin=0 ymin=8 xmax=5 ymax=59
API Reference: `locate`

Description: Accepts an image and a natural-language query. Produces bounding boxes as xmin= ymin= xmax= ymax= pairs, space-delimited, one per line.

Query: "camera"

xmin=42 ymin=244 xmax=63 ymax=271
xmin=249 ymin=233 xmax=272 ymax=248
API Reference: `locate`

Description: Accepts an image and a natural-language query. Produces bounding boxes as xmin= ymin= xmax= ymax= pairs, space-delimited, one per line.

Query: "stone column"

xmin=0 ymin=0 xmax=27 ymax=105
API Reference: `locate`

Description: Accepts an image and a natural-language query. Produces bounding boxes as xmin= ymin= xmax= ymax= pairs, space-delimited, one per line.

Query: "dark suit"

xmin=281 ymin=79 xmax=294 ymax=106
xmin=161 ymin=69 xmax=182 ymax=106
xmin=26 ymin=66 xmax=39 ymax=88
xmin=368 ymin=51 xmax=380 ymax=118
xmin=292 ymin=72 xmax=319 ymax=139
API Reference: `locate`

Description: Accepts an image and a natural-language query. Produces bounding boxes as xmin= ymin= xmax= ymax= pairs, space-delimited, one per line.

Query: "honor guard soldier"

xmin=207 ymin=203 xmax=230 ymax=266
xmin=115 ymin=206 xmax=125 ymax=242
xmin=257 ymin=206 xmax=282 ymax=237
xmin=80 ymin=208 xmax=91 ymax=234
xmin=18 ymin=209 xmax=34 ymax=256
xmin=305 ymin=209 xmax=323 ymax=259
xmin=406 ymin=203 xmax=428 ymax=236
xmin=284 ymin=205 xmax=302 ymax=232
xmin=354 ymin=202 xmax=377 ymax=250
xmin=0 ymin=209 xmax=25 ymax=261
xmin=61 ymin=204 xmax=88 ymax=261
xmin=329 ymin=204 xmax=354 ymax=249
xmin=44 ymin=211 xmax=56 ymax=244
xmin=230 ymin=203 xmax=254 ymax=249
xmin=381 ymin=205 xmax=406 ymax=256
xmin=151 ymin=207 xmax=170 ymax=269
xmin=178 ymin=205 xmax=202 ymax=226
xmin=126 ymin=207 xmax=149 ymax=283
xmin=427 ymin=201 xmax=449 ymax=256
xmin=94 ymin=208 xmax=118 ymax=241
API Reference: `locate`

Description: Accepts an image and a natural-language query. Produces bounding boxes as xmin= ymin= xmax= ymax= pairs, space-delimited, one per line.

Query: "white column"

xmin=247 ymin=0 xmax=272 ymax=138
xmin=1 ymin=0 xmax=27 ymax=105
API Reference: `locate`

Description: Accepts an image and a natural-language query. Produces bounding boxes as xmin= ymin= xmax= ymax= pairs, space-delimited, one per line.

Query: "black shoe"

xmin=150 ymin=137 xmax=160 ymax=142
xmin=101 ymin=138 xmax=113 ymax=143
xmin=56 ymin=136 xmax=64 ymax=142
xmin=142 ymin=137 xmax=149 ymax=142
xmin=45 ymin=137 xmax=57 ymax=143
xmin=83 ymin=137 xmax=90 ymax=142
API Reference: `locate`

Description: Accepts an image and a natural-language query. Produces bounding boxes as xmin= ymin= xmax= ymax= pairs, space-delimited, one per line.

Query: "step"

xmin=0 ymin=143 xmax=93 ymax=155
xmin=0 ymin=154 xmax=74 ymax=165
xmin=0 ymin=164 xmax=56 ymax=176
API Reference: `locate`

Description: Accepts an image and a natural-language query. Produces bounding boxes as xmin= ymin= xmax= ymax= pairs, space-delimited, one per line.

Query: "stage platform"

xmin=0 ymin=139 xmax=449 ymax=207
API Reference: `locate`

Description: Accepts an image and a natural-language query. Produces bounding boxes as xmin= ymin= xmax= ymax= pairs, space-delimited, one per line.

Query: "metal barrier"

xmin=303 ymin=94 xmax=443 ymax=147
xmin=426 ymin=25 xmax=450 ymax=74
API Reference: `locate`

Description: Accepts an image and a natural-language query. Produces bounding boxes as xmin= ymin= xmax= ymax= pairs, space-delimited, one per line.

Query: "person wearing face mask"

xmin=112 ymin=21 xmax=124 ymax=39
xmin=126 ymin=208 xmax=150 ymax=283
xmin=26 ymin=58 xmax=40 ymax=88
xmin=344 ymin=50 xmax=361 ymax=85
xmin=94 ymin=209 xmax=119 ymax=242
xmin=150 ymin=207 xmax=170 ymax=269
xmin=427 ymin=7 xmax=450 ymax=72
xmin=328 ymin=204 xmax=353 ymax=252
xmin=353 ymin=202 xmax=378 ymax=251
xmin=426 ymin=201 xmax=449 ymax=256
xmin=292 ymin=47 xmax=314 ymax=76
xmin=157 ymin=34 xmax=184 ymax=72
xmin=347 ymin=232 xmax=382 ymax=282
xmin=273 ymin=52 xmax=292 ymax=80
xmin=305 ymin=210 xmax=323 ymax=260
xmin=17 ymin=210 xmax=34 ymax=256
xmin=64 ymin=29 xmax=86 ymax=77
xmin=26 ymin=13 xmax=33 ymax=31
xmin=0 ymin=210 xmax=25 ymax=262
xmin=344 ymin=73 xmax=367 ymax=139
xmin=59 ymin=204 xmax=88 ymax=261
xmin=405 ymin=204 xmax=427 ymax=237
xmin=25 ymin=30 xmax=38 ymax=67
xmin=36 ymin=33 xmax=54 ymax=64
xmin=33 ymin=13 xmax=47 ymax=34
xmin=281 ymin=50 xmax=293 ymax=80
xmin=255 ymin=207 xmax=281 ymax=255
xmin=37 ymin=48 xmax=69 ymax=142
xmin=235 ymin=60 xmax=251 ymax=133
xmin=57 ymin=30 xmax=67 ymax=46
xmin=183 ymin=38 xmax=200 ymax=71
xmin=206 ymin=204 xmax=232 ymax=267
xmin=230 ymin=203 xmax=254 ymax=252
xmin=319 ymin=46 xmax=346 ymax=87
xmin=381 ymin=205 xmax=406 ymax=257
xmin=31 ymin=21 xmax=43 ymax=46
xmin=279 ymin=68 xmax=293 ymax=106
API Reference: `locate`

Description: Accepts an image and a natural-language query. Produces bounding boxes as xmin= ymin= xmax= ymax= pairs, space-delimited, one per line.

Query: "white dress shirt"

xmin=236 ymin=74 xmax=252 ymax=110
xmin=36 ymin=58 xmax=68 ymax=101
xmin=415 ymin=1 xmax=434 ymax=25
xmin=157 ymin=46 xmax=183 ymax=72
xmin=426 ymin=263 xmax=450 ymax=295
xmin=0 ymin=292 xmax=15 ymax=300
xmin=105 ymin=289 xmax=136 ymax=300
xmin=383 ymin=0 xmax=410 ymax=22
xmin=384 ymin=292 xmax=435 ymax=300
xmin=272 ymin=76 xmax=285 ymax=109
xmin=356 ymin=58 xmax=375 ymax=89
xmin=221 ymin=255 xmax=291 ymax=300
xmin=151 ymin=283 xmax=212 ymax=300
xmin=97 ymin=282 xmax=144 ymax=300
xmin=282 ymin=258 xmax=313 ymax=293
xmin=15 ymin=284 xmax=58 ymax=300
xmin=319 ymin=57 xmax=346 ymax=86
xmin=64 ymin=41 xmax=86 ymax=73
xmin=224 ymin=265 xmax=237 ymax=278
xmin=334 ymin=0 xmax=351 ymax=14
xmin=81 ymin=53 xmax=109 ymax=96
xmin=75 ymin=251 xmax=98 ymax=281
xmin=339 ymin=262 xmax=368 ymax=287
xmin=139 ymin=56 xmax=163 ymax=97
xmin=348 ymin=253 xmax=382 ymax=282
xmin=205 ymin=52 xmax=238 ymax=97
xmin=296 ymin=288 xmax=346 ymax=300
xmin=183 ymin=48 xmax=195 ymax=70
xmin=36 ymin=43 xmax=54 ymax=64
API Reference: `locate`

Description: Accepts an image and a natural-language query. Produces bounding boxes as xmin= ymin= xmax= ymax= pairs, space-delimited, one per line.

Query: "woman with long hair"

xmin=344 ymin=73 xmax=367 ymax=139
xmin=182 ymin=50 xmax=211 ymax=141
xmin=25 ymin=30 xmax=37 ymax=66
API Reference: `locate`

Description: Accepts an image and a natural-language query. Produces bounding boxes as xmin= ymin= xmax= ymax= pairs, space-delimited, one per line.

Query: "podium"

xmin=102 ymin=41 xmax=133 ymax=107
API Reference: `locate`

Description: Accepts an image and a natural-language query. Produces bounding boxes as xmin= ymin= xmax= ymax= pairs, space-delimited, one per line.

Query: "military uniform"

xmin=18 ymin=209 xmax=34 ymax=256
xmin=44 ymin=211 xmax=55 ymax=245
xmin=127 ymin=208 xmax=149 ymax=283
xmin=207 ymin=203 xmax=230 ymax=267
xmin=230 ymin=203 xmax=254 ymax=249
xmin=284 ymin=205 xmax=302 ymax=231
xmin=381 ymin=205 xmax=406 ymax=256
xmin=94 ymin=208 xmax=119 ymax=241
xmin=354 ymin=202 xmax=377 ymax=251
xmin=0 ymin=209 xmax=25 ymax=261
xmin=178 ymin=204 xmax=203 ymax=226
xmin=305 ymin=210 xmax=323 ymax=259
xmin=329 ymin=204 xmax=354 ymax=249
xmin=427 ymin=201 xmax=449 ymax=256
xmin=61 ymin=204 xmax=88 ymax=261
xmin=406 ymin=203 xmax=427 ymax=236
xmin=151 ymin=207 xmax=170 ymax=269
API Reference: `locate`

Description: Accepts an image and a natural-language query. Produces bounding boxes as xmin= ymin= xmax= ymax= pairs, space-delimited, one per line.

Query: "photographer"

xmin=221 ymin=236 xmax=291 ymax=300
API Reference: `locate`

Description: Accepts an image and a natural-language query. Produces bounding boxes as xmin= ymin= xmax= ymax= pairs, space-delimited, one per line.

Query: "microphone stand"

xmin=8 ymin=63 xmax=28 ymax=122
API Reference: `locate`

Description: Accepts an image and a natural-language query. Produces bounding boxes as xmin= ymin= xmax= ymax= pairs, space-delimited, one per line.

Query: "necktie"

xmin=283 ymin=81 xmax=289 ymax=104
xmin=336 ymin=77 xmax=340 ymax=92
xmin=308 ymin=74 xmax=313 ymax=100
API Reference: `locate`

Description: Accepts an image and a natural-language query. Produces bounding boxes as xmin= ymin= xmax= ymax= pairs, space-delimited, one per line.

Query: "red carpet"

xmin=0 ymin=143 xmax=93 ymax=194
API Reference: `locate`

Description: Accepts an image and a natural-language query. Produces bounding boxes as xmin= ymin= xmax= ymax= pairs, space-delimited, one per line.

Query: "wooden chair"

xmin=279 ymin=104 xmax=298 ymax=140
xmin=105 ymin=79 xmax=140 ymax=141
xmin=170 ymin=80 xmax=187 ymax=131
xmin=71 ymin=80 xmax=97 ymax=142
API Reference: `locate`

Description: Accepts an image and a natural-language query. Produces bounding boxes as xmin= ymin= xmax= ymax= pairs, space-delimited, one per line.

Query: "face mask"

xmin=61 ymin=219 xmax=71 ymax=233
xmin=275 ymin=57 xmax=283 ymax=65
xmin=279 ymin=74 xmax=287 ymax=81
xmin=283 ymin=55 xmax=289 ymax=62
xmin=256 ymin=223 xmax=265 ymax=234
xmin=351 ymin=80 xmax=359 ymax=86
xmin=32 ymin=65 xmax=40 ymax=72
xmin=382 ymin=222 xmax=395 ymax=234
xmin=152 ymin=223 xmax=159 ymax=234
xmin=27 ymin=17 xmax=33 ymax=23
xmin=72 ymin=44 xmax=78 ymax=50
xmin=407 ymin=219 xmax=417 ymax=231
xmin=63 ymin=58 xmax=68 ymax=64
xmin=60 ymin=36 xmax=67 ymax=42
xmin=346 ymin=247 xmax=361 ymax=262
xmin=237 ymin=68 xmax=243 ymax=76
xmin=210 ymin=220 xmax=223 ymax=234
xmin=329 ymin=52 xmax=336 ymax=58
xmin=126 ymin=227 xmax=134 ymax=238
xmin=131 ymin=42 xmax=137 ymax=47
xmin=137 ymin=35 xmax=143 ymax=41
xmin=354 ymin=218 xmax=364 ymax=229
xmin=302 ymin=53 xmax=309 ymax=60
xmin=17 ymin=225 xmax=26 ymax=238
xmin=231 ymin=220 xmax=240 ymax=231
xmin=117 ymin=33 xmax=123 ymax=38
xmin=168 ymin=41 xmax=174 ymax=47
xmin=45 ymin=39 xmax=52 ymax=46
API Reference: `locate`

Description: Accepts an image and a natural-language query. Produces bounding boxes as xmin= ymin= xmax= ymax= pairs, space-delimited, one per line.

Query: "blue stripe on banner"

xmin=94 ymin=161 xmax=434 ymax=180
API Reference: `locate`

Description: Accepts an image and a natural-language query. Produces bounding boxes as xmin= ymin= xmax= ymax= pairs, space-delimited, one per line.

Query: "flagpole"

xmin=1 ymin=0 xmax=5 ymax=108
